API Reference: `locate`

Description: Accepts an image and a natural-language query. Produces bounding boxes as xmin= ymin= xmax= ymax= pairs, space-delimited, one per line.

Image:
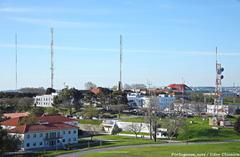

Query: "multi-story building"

xmin=34 ymin=93 xmax=58 ymax=107
xmin=1 ymin=115 xmax=79 ymax=150
xmin=127 ymin=93 xmax=175 ymax=109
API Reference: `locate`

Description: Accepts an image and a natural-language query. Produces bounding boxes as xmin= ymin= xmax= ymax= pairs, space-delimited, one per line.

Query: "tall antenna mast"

xmin=215 ymin=46 xmax=224 ymax=119
xmin=15 ymin=33 xmax=18 ymax=90
xmin=118 ymin=35 xmax=123 ymax=91
xmin=50 ymin=28 xmax=54 ymax=89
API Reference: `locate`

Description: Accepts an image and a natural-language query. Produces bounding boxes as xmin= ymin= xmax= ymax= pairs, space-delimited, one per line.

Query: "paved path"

xmin=56 ymin=140 xmax=240 ymax=157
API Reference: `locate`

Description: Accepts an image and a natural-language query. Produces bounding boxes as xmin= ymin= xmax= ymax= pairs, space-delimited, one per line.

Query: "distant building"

xmin=127 ymin=93 xmax=175 ymax=109
xmin=167 ymin=84 xmax=192 ymax=95
xmin=3 ymin=112 xmax=29 ymax=119
xmin=207 ymin=105 xmax=229 ymax=116
xmin=90 ymin=87 xmax=112 ymax=95
xmin=34 ymin=93 xmax=58 ymax=107
xmin=1 ymin=115 xmax=79 ymax=150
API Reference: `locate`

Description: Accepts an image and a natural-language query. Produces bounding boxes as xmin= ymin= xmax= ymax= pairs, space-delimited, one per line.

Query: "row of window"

xmin=26 ymin=130 xmax=77 ymax=139
xmin=25 ymin=138 xmax=77 ymax=147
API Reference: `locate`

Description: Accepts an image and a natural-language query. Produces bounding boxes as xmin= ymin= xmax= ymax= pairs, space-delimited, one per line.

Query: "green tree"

xmin=17 ymin=97 xmax=34 ymax=111
xmin=45 ymin=107 xmax=59 ymax=115
xmin=83 ymin=105 xmax=99 ymax=119
xmin=45 ymin=88 xmax=56 ymax=94
xmin=54 ymin=88 xmax=83 ymax=114
xmin=234 ymin=116 xmax=240 ymax=134
xmin=0 ymin=126 xmax=21 ymax=155
xmin=31 ymin=107 xmax=45 ymax=116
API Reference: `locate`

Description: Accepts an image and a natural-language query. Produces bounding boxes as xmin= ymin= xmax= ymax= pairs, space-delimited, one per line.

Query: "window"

xmin=68 ymin=138 xmax=71 ymax=142
xmin=63 ymin=131 xmax=65 ymax=134
xmin=39 ymin=142 xmax=43 ymax=146
xmin=40 ymin=133 xmax=43 ymax=137
xmin=68 ymin=130 xmax=71 ymax=134
xmin=33 ymin=134 xmax=36 ymax=138
xmin=73 ymin=130 xmax=77 ymax=134
xmin=26 ymin=143 xmax=30 ymax=147
xmin=73 ymin=138 xmax=76 ymax=141
xmin=27 ymin=134 xmax=30 ymax=138
xmin=62 ymin=139 xmax=65 ymax=142
xmin=33 ymin=143 xmax=36 ymax=146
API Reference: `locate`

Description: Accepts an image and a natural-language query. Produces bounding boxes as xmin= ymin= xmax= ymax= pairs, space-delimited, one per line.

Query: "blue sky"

xmin=0 ymin=0 xmax=240 ymax=90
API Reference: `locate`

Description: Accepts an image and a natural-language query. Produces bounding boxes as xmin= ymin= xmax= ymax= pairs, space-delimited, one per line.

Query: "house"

xmin=34 ymin=93 xmax=58 ymax=107
xmin=1 ymin=114 xmax=79 ymax=150
xmin=167 ymin=84 xmax=192 ymax=95
xmin=3 ymin=112 xmax=29 ymax=119
xmin=101 ymin=120 xmax=167 ymax=138
xmin=127 ymin=93 xmax=175 ymax=109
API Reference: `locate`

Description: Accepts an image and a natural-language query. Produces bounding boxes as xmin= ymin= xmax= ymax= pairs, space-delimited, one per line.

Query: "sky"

xmin=0 ymin=0 xmax=240 ymax=90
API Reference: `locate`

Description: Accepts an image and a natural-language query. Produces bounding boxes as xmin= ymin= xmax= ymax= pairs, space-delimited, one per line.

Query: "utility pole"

xmin=118 ymin=35 xmax=123 ymax=91
xmin=50 ymin=28 xmax=54 ymax=89
xmin=15 ymin=33 xmax=18 ymax=90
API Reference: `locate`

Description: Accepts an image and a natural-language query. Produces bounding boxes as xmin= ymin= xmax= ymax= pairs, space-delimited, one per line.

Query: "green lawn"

xmin=36 ymin=135 xmax=160 ymax=157
xmin=90 ymin=135 xmax=162 ymax=147
xmin=79 ymin=119 xmax=102 ymax=125
xmin=80 ymin=142 xmax=240 ymax=157
xmin=177 ymin=117 xmax=240 ymax=141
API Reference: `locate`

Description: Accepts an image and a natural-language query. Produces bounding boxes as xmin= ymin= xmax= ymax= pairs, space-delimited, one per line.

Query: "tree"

xmin=31 ymin=107 xmax=45 ymax=116
xmin=0 ymin=126 xmax=21 ymax=155
xmin=128 ymin=122 xmax=143 ymax=138
xmin=235 ymin=108 xmax=240 ymax=115
xmin=84 ymin=124 xmax=98 ymax=142
xmin=166 ymin=117 xmax=183 ymax=140
xmin=19 ymin=87 xmax=46 ymax=95
xmin=45 ymin=88 xmax=56 ymax=94
xmin=131 ymin=84 xmax=147 ymax=89
xmin=111 ymin=125 xmax=122 ymax=135
xmin=19 ymin=114 xmax=38 ymax=125
xmin=83 ymin=105 xmax=99 ymax=119
xmin=144 ymin=96 xmax=160 ymax=141
xmin=234 ymin=116 xmax=240 ymax=134
xmin=54 ymin=88 xmax=83 ymax=114
xmin=17 ymin=97 xmax=34 ymax=111
xmin=108 ymin=91 xmax=128 ymax=119
xmin=84 ymin=82 xmax=97 ymax=90
xmin=45 ymin=107 xmax=59 ymax=115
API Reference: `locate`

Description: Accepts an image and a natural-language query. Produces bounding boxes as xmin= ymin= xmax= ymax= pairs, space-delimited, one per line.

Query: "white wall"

xmin=22 ymin=128 xmax=78 ymax=150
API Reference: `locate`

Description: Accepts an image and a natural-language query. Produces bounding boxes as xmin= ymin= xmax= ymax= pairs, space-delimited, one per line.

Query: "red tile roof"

xmin=37 ymin=115 xmax=76 ymax=123
xmin=3 ymin=112 xmax=29 ymax=119
xmin=0 ymin=117 xmax=22 ymax=126
xmin=8 ymin=123 xmax=78 ymax=134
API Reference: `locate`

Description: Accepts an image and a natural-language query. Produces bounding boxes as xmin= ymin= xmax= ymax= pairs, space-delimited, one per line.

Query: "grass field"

xmin=36 ymin=135 xmax=160 ymax=157
xmin=80 ymin=142 xmax=240 ymax=157
xmin=79 ymin=119 xmax=102 ymax=125
xmin=177 ymin=117 xmax=240 ymax=141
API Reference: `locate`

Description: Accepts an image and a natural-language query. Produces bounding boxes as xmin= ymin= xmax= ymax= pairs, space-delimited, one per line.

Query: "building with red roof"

xmin=1 ymin=114 xmax=79 ymax=150
xmin=167 ymin=84 xmax=192 ymax=95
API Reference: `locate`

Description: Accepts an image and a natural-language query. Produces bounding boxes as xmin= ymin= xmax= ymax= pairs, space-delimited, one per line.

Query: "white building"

xmin=158 ymin=94 xmax=175 ymax=109
xmin=127 ymin=93 xmax=175 ymax=109
xmin=1 ymin=115 xmax=79 ymax=150
xmin=34 ymin=93 xmax=58 ymax=107
xmin=101 ymin=120 xmax=167 ymax=138
xmin=207 ymin=105 xmax=229 ymax=116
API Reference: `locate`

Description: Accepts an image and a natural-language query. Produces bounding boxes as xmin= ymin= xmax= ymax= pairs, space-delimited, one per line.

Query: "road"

xmin=56 ymin=140 xmax=240 ymax=157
